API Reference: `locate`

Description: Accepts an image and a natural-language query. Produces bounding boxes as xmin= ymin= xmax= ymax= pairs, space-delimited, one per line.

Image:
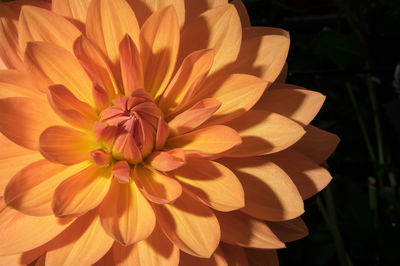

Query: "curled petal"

xmin=155 ymin=118 xmax=170 ymax=150
xmin=111 ymin=160 xmax=131 ymax=184
xmin=147 ymin=149 xmax=186 ymax=172
xmin=232 ymin=0 xmax=250 ymax=27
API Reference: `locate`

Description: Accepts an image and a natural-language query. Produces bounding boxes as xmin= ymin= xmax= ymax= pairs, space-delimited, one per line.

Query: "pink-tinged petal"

xmin=0 ymin=97 xmax=65 ymax=150
xmin=0 ymin=70 xmax=43 ymax=99
xmin=99 ymin=177 xmax=155 ymax=246
xmin=158 ymin=49 xmax=214 ymax=114
xmin=166 ymin=125 xmax=242 ymax=157
xmin=133 ymin=165 xmax=182 ymax=204
xmin=242 ymin=26 xmax=289 ymax=40
xmin=90 ymin=149 xmax=111 ymax=168
xmin=4 ymin=160 xmax=87 ymax=216
xmin=172 ymin=159 xmax=244 ymax=212
xmin=219 ymin=157 xmax=304 ymax=221
xmin=180 ymin=246 xmax=227 ymax=266
xmin=46 ymin=210 xmax=114 ymax=266
xmin=245 ymin=249 xmax=279 ymax=266
xmin=220 ymin=243 xmax=249 ymax=266
xmin=140 ymin=6 xmax=180 ymax=98
xmin=119 ymin=34 xmax=144 ymax=96
xmin=226 ymin=110 xmax=305 ymax=157
xmin=24 ymin=42 xmax=94 ymax=105
xmin=52 ymin=0 xmax=91 ymax=24
xmin=0 ymin=6 xmax=23 ymax=70
xmin=153 ymin=192 xmax=220 ymax=258
xmin=74 ymin=35 xmax=119 ymax=96
xmin=180 ymin=4 xmax=241 ymax=74
xmin=86 ymin=0 xmax=140 ymax=70
xmin=93 ymin=122 xmax=118 ymax=147
xmin=266 ymin=217 xmax=309 ymax=243
xmin=19 ymin=5 xmax=81 ymax=52
xmin=215 ymin=211 xmax=285 ymax=249
xmin=47 ymin=84 xmax=98 ymax=130
xmin=268 ymin=149 xmax=332 ymax=199
xmin=112 ymin=160 xmax=131 ymax=184
xmin=52 ymin=164 xmax=112 ymax=217
xmin=254 ymin=84 xmax=326 ymax=125
xmin=156 ymin=118 xmax=170 ymax=150
xmin=291 ymin=125 xmax=340 ymax=164
xmin=112 ymin=132 xmax=142 ymax=164
xmin=168 ymin=98 xmax=221 ymax=136
xmin=39 ymin=126 xmax=96 ymax=165
xmin=147 ymin=149 xmax=186 ymax=172
xmin=93 ymin=83 xmax=111 ymax=110
xmin=232 ymin=0 xmax=250 ymax=27
xmin=0 ymin=198 xmax=74 ymax=255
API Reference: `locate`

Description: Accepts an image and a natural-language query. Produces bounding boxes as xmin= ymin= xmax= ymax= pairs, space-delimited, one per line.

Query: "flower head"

xmin=0 ymin=0 xmax=339 ymax=265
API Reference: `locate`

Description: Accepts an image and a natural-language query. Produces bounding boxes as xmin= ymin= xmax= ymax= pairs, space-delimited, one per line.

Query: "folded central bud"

xmin=95 ymin=89 xmax=165 ymax=164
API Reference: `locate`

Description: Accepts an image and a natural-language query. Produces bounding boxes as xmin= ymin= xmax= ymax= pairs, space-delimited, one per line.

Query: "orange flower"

xmin=0 ymin=0 xmax=340 ymax=265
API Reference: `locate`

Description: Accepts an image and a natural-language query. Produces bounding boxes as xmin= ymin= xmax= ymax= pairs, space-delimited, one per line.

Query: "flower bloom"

xmin=0 ymin=0 xmax=339 ymax=265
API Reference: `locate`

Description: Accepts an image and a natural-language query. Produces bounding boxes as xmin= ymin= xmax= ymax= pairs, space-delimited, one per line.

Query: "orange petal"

xmin=92 ymin=248 xmax=114 ymax=266
xmin=155 ymin=118 xmax=170 ymax=150
xmin=47 ymin=84 xmax=98 ymax=130
xmin=184 ymin=0 xmax=227 ymax=25
xmin=180 ymin=246 xmax=227 ymax=266
xmin=0 ymin=243 xmax=47 ymax=266
xmin=0 ymin=97 xmax=64 ymax=150
xmin=219 ymin=157 xmax=304 ymax=221
xmin=268 ymin=149 xmax=332 ymax=199
xmin=215 ymin=211 xmax=285 ymax=249
xmin=24 ymin=42 xmax=94 ymax=105
xmin=232 ymin=0 xmax=250 ymax=27
xmin=19 ymin=5 xmax=81 ymax=52
xmin=45 ymin=211 xmax=114 ymax=266
xmin=180 ymin=4 xmax=241 ymax=74
xmin=254 ymin=84 xmax=326 ymax=125
xmin=245 ymin=249 xmax=279 ymax=266
xmin=220 ymin=243 xmax=249 ymax=266
xmin=140 ymin=6 xmax=180 ymax=98
xmin=172 ymin=159 xmax=244 ymax=211
xmin=153 ymin=192 xmax=220 ymax=258
xmin=52 ymin=163 xmax=112 ymax=217
xmin=99 ymin=177 xmax=155 ymax=245
xmin=133 ymin=164 xmax=182 ymax=204
xmin=166 ymin=125 xmax=242 ymax=157
xmin=158 ymin=49 xmax=214 ymax=114
xmin=147 ymin=148 xmax=186 ymax=172
xmin=111 ymin=160 xmax=131 ymax=184
xmin=0 ymin=198 xmax=74 ymax=255
xmin=291 ymin=125 xmax=340 ymax=164
xmin=226 ymin=110 xmax=305 ymax=157
xmin=266 ymin=217 xmax=309 ymax=243
xmin=52 ymin=0 xmax=91 ymax=24
xmin=0 ymin=70 xmax=43 ymax=99
xmin=242 ymin=26 xmax=289 ymax=40
xmin=86 ymin=0 xmax=140 ymax=69
xmin=276 ymin=62 xmax=289 ymax=83
xmin=168 ymin=98 xmax=221 ymax=136
xmin=4 ymin=160 xmax=87 ymax=216
xmin=39 ymin=126 xmax=96 ymax=165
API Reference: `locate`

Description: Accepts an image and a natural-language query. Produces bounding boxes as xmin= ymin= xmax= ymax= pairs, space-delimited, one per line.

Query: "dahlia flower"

xmin=0 ymin=0 xmax=339 ymax=265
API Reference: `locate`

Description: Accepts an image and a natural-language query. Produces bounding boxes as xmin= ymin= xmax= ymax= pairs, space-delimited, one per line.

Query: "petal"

xmin=266 ymin=217 xmax=309 ymax=243
xmin=99 ymin=177 xmax=156 ymax=246
xmin=39 ymin=126 xmax=96 ymax=165
xmin=180 ymin=4 xmax=241 ymax=74
xmin=133 ymin=164 xmax=182 ymax=204
xmin=52 ymin=164 xmax=112 ymax=217
xmin=245 ymin=249 xmax=279 ymax=266
xmin=184 ymin=0 xmax=227 ymax=25
xmin=86 ymin=0 xmax=140 ymax=69
xmin=242 ymin=26 xmax=289 ymax=40
xmin=111 ymin=160 xmax=131 ymax=184
xmin=0 ymin=70 xmax=43 ymax=99
xmin=0 ymin=243 xmax=47 ymax=266
xmin=232 ymin=0 xmax=250 ymax=27
xmin=291 ymin=125 xmax=340 ymax=164
xmin=45 ymin=211 xmax=114 ymax=266
xmin=147 ymin=149 xmax=186 ymax=172
xmin=166 ymin=125 xmax=242 ymax=157
xmin=179 ymin=246 xmax=227 ymax=266
xmin=215 ymin=211 xmax=285 ymax=249
xmin=0 ymin=97 xmax=64 ymax=150
xmin=153 ymin=192 xmax=220 ymax=258
xmin=4 ymin=160 xmax=86 ymax=216
xmin=168 ymin=98 xmax=221 ymax=136
xmin=254 ymin=84 xmax=326 ymax=125
xmin=24 ymin=42 xmax=94 ymax=105
xmin=268 ymin=149 xmax=332 ymax=199
xmin=220 ymin=243 xmax=249 ymax=266
xmin=112 ymin=243 xmax=140 ymax=266
xmin=52 ymin=0 xmax=91 ymax=24
xmin=140 ymin=6 xmax=180 ymax=98
xmin=226 ymin=110 xmax=305 ymax=157
xmin=172 ymin=159 xmax=244 ymax=211
xmin=19 ymin=6 xmax=81 ymax=52
xmin=155 ymin=118 xmax=170 ymax=150
xmin=219 ymin=157 xmax=304 ymax=221
xmin=0 ymin=6 xmax=23 ymax=70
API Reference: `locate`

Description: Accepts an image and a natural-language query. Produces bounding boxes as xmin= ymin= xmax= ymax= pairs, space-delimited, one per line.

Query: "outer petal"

xmin=52 ymin=164 xmax=112 ymax=217
xmin=0 ymin=97 xmax=64 ymax=150
xmin=153 ymin=192 xmax=220 ymax=258
xmin=292 ymin=125 xmax=340 ymax=164
xmin=245 ymin=249 xmax=279 ymax=266
xmin=184 ymin=0 xmax=227 ymax=25
xmin=268 ymin=149 xmax=332 ymax=199
xmin=0 ymin=70 xmax=43 ymax=99
xmin=232 ymin=0 xmax=250 ymax=27
xmin=219 ymin=157 xmax=304 ymax=221
xmin=0 ymin=243 xmax=47 ymax=266
xmin=19 ymin=5 xmax=81 ymax=52
xmin=46 ymin=211 xmax=114 ymax=266
xmin=172 ymin=159 xmax=244 ymax=211
xmin=226 ymin=110 xmax=305 ymax=157
xmin=140 ymin=6 xmax=180 ymax=98
xmin=52 ymin=0 xmax=91 ymax=24
xmin=215 ymin=211 xmax=285 ymax=249
xmin=254 ymin=85 xmax=326 ymax=125
xmin=266 ymin=217 xmax=309 ymax=243
xmin=99 ymin=177 xmax=156 ymax=246
xmin=220 ymin=243 xmax=249 ymax=266
xmin=179 ymin=246 xmax=227 ymax=266
xmin=242 ymin=26 xmax=289 ymax=40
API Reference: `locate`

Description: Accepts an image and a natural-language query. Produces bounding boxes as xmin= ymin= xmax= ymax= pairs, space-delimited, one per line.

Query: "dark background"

xmin=241 ymin=0 xmax=400 ymax=265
